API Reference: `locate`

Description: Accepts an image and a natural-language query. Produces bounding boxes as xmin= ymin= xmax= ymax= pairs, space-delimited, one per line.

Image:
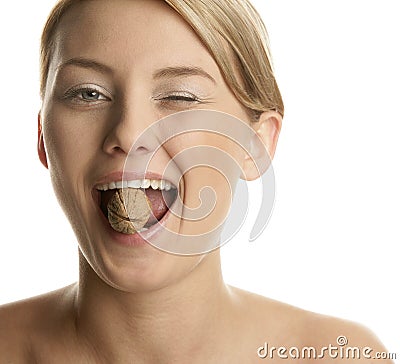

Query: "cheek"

xmin=164 ymin=131 xmax=246 ymax=166
xmin=41 ymin=104 xmax=105 ymax=226
xmin=181 ymin=167 xmax=232 ymax=234
xmin=42 ymin=105 xmax=102 ymax=175
xmin=163 ymin=131 xmax=245 ymax=235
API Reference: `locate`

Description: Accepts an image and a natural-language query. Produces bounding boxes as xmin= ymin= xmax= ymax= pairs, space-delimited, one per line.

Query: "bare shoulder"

xmin=0 ymin=284 xmax=77 ymax=362
xmin=229 ymin=286 xmax=394 ymax=363
xmin=303 ymin=312 xmax=395 ymax=363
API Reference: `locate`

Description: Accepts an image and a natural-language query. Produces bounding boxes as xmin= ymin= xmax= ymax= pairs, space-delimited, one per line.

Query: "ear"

xmin=37 ymin=112 xmax=48 ymax=169
xmin=241 ymin=111 xmax=282 ymax=181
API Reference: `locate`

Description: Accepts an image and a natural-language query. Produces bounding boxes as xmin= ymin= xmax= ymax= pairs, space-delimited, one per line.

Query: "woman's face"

xmin=39 ymin=0 xmax=260 ymax=292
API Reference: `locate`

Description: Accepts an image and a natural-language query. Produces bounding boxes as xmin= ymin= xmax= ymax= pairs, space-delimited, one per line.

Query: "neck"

xmin=73 ymin=249 xmax=232 ymax=362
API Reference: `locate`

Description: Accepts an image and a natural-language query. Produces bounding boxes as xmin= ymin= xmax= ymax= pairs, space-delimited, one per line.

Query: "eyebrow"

xmin=57 ymin=57 xmax=113 ymax=74
xmin=56 ymin=58 xmax=216 ymax=84
xmin=153 ymin=66 xmax=216 ymax=84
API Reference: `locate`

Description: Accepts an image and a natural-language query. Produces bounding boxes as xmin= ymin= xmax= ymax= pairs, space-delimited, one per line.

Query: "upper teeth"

xmin=97 ymin=179 xmax=174 ymax=191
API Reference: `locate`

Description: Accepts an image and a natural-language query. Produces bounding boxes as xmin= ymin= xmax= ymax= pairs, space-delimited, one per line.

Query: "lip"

xmin=92 ymin=170 xmax=181 ymax=248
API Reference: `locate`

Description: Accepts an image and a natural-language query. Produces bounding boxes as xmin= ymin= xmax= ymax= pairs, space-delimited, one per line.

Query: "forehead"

xmin=52 ymin=0 xmax=220 ymax=76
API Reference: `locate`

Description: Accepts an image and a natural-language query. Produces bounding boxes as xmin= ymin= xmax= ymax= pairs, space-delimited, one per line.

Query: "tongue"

xmin=144 ymin=188 xmax=172 ymax=224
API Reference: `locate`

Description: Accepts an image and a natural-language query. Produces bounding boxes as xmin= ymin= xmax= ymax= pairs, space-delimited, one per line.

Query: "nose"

xmin=102 ymin=100 xmax=159 ymax=158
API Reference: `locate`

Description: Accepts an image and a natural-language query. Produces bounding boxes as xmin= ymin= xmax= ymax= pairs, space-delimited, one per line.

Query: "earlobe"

xmin=241 ymin=111 xmax=282 ymax=181
xmin=37 ymin=112 xmax=48 ymax=169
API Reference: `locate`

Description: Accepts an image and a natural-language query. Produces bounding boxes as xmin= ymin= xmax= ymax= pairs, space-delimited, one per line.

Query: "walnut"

xmin=107 ymin=188 xmax=151 ymax=234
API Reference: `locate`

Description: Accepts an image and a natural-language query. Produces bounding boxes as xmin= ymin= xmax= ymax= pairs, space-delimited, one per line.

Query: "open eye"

xmin=79 ymin=89 xmax=106 ymax=101
xmin=64 ymin=84 xmax=111 ymax=105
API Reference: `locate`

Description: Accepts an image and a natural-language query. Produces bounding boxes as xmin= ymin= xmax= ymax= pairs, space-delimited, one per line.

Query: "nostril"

xmin=134 ymin=146 xmax=149 ymax=154
xmin=107 ymin=144 xmax=151 ymax=157
xmin=112 ymin=146 xmax=124 ymax=152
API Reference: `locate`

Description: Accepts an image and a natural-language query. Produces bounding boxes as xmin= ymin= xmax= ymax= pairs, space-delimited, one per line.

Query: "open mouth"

xmin=97 ymin=179 xmax=178 ymax=233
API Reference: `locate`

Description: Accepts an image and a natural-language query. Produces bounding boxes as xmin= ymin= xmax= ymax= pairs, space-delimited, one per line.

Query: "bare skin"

xmin=0 ymin=1 xmax=393 ymax=363
xmin=0 ymin=272 xmax=393 ymax=363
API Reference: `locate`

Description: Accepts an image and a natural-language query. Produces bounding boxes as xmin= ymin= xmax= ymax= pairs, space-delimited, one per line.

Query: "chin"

xmin=79 ymin=236 xmax=205 ymax=294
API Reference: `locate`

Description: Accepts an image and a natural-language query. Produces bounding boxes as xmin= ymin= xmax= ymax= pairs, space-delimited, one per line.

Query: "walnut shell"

xmin=107 ymin=188 xmax=151 ymax=234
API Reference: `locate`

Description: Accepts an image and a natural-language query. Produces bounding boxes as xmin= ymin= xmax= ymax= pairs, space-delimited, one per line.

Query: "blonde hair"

xmin=40 ymin=0 xmax=284 ymax=119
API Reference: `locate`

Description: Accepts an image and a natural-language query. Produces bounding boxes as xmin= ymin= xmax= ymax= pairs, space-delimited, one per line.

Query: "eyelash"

xmin=155 ymin=92 xmax=201 ymax=106
xmin=63 ymin=85 xmax=110 ymax=104
xmin=63 ymin=87 xmax=201 ymax=107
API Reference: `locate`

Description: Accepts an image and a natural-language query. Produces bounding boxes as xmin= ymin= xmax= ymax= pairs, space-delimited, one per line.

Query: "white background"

xmin=0 ymin=0 xmax=398 ymax=360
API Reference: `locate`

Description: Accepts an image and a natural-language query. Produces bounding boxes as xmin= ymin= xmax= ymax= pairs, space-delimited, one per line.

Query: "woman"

xmin=0 ymin=0 xmax=394 ymax=362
